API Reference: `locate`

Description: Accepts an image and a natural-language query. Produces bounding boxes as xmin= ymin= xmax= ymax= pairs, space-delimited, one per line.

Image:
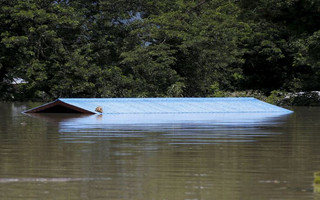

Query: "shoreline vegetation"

xmin=1 ymin=1 xmax=320 ymax=104
xmin=227 ymin=90 xmax=320 ymax=106
xmin=2 ymin=88 xmax=320 ymax=107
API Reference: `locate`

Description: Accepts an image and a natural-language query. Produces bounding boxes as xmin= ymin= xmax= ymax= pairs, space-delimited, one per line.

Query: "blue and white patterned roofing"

xmin=57 ymin=97 xmax=292 ymax=114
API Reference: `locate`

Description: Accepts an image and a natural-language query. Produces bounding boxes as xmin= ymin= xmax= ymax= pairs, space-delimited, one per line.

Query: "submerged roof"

xmin=24 ymin=97 xmax=293 ymax=114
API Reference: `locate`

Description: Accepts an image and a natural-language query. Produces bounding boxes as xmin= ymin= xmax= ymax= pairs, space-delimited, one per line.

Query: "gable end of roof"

xmin=24 ymin=100 xmax=95 ymax=114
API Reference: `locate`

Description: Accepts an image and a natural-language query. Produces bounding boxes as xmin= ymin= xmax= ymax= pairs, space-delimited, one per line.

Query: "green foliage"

xmin=166 ymin=82 xmax=185 ymax=97
xmin=122 ymin=1 xmax=250 ymax=97
xmin=266 ymin=90 xmax=286 ymax=105
xmin=208 ymin=82 xmax=225 ymax=97
xmin=0 ymin=0 xmax=319 ymax=102
xmin=121 ymin=43 xmax=180 ymax=96
xmin=238 ymin=0 xmax=320 ymax=93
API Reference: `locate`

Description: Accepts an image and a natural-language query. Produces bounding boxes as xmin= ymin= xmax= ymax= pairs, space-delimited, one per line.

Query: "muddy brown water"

xmin=1 ymin=102 xmax=320 ymax=200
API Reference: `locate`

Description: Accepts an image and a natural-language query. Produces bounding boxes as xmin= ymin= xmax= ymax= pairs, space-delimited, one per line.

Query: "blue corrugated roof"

xmin=55 ymin=97 xmax=292 ymax=114
xmin=58 ymin=112 xmax=290 ymax=126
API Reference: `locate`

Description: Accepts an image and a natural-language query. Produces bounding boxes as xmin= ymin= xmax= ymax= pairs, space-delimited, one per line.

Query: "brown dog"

xmin=95 ymin=106 xmax=103 ymax=113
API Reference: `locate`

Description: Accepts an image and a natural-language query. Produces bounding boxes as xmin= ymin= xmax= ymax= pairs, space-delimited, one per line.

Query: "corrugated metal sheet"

xmin=24 ymin=97 xmax=293 ymax=114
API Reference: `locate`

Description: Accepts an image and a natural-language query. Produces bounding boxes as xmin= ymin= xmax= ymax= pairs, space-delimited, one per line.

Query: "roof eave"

xmin=24 ymin=99 xmax=95 ymax=114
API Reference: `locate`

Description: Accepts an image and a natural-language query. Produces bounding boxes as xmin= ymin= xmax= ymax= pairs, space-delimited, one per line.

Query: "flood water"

xmin=1 ymin=102 xmax=320 ymax=200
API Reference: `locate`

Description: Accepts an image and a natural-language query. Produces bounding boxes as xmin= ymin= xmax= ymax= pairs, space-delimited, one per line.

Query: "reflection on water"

xmin=27 ymin=112 xmax=291 ymax=141
xmin=52 ymin=113 xmax=290 ymax=145
xmin=1 ymin=103 xmax=320 ymax=200
xmin=0 ymin=177 xmax=112 ymax=183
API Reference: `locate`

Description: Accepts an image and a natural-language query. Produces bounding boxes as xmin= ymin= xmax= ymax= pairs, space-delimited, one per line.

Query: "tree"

xmin=1 ymin=0 xmax=319 ymax=100
xmin=0 ymin=0 xmax=136 ymax=100
xmin=121 ymin=1 xmax=250 ymax=97
xmin=238 ymin=0 xmax=320 ymax=93
xmin=1 ymin=0 xmax=84 ymax=99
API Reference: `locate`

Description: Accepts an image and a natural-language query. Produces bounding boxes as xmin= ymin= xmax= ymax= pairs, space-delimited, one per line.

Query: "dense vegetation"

xmin=1 ymin=0 xmax=320 ymax=101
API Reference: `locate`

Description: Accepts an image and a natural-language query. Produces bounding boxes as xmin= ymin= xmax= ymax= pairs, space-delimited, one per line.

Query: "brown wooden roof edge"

xmin=23 ymin=99 xmax=95 ymax=114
